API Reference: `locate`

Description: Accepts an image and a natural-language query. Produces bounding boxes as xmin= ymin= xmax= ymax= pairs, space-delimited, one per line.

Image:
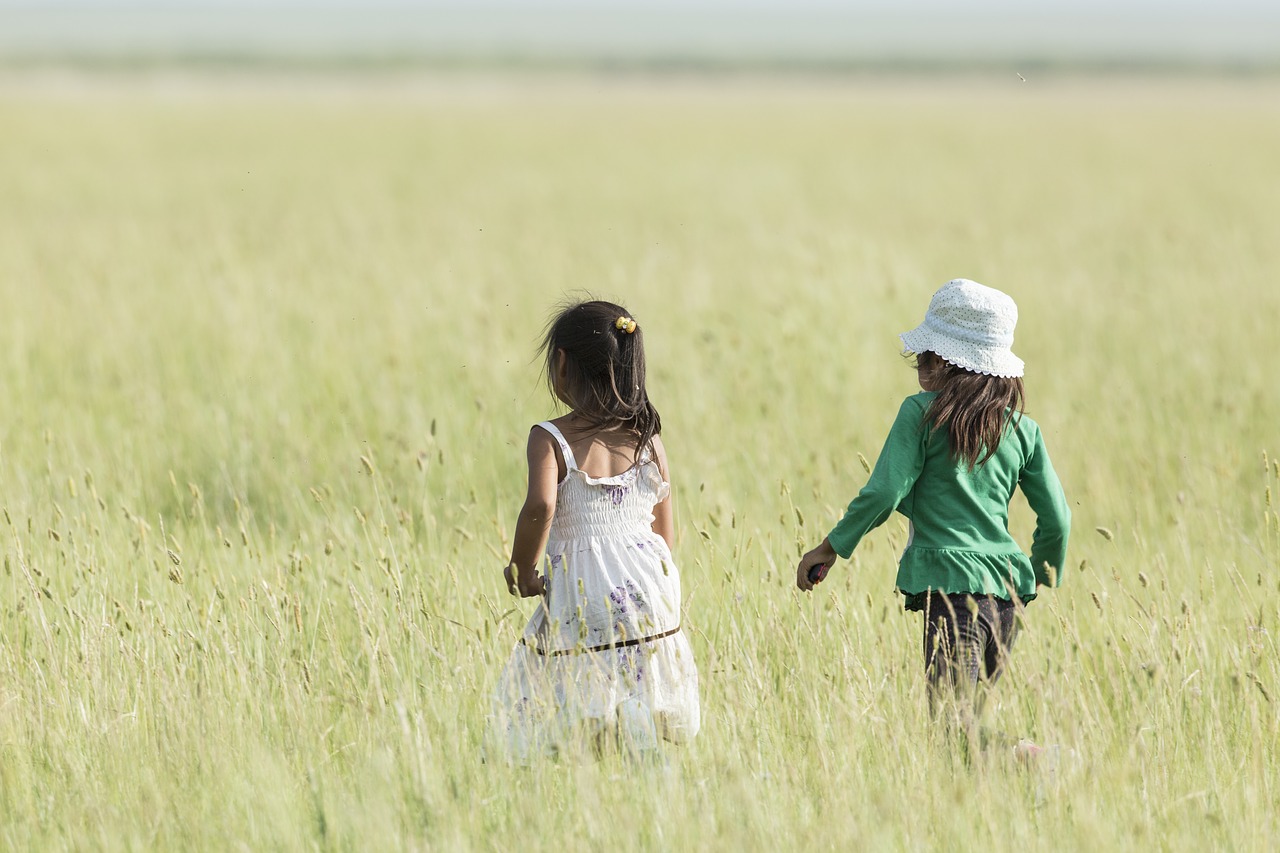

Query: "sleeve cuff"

xmin=827 ymin=529 xmax=855 ymax=560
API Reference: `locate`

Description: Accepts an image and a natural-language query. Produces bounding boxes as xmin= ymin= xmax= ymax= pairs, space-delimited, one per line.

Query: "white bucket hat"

xmin=898 ymin=279 xmax=1024 ymax=378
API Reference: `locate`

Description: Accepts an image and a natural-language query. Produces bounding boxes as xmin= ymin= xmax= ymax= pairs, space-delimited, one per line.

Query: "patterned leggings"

xmin=921 ymin=592 xmax=1020 ymax=705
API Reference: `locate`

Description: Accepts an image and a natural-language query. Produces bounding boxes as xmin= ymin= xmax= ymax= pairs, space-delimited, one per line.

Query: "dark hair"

xmin=541 ymin=300 xmax=662 ymax=461
xmin=915 ymin=351 xmax=1025 ymax=470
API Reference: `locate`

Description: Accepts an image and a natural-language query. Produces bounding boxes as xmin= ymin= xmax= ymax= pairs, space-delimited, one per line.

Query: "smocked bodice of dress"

xmin=547 ymin=450 xmax=670 ymax=537
xmin=547 ymin=444 xmax=671 ymax=543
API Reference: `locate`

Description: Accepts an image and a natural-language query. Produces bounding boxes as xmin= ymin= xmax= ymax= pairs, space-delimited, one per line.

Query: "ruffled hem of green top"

xmin=895 ymin=546 xmax=1038 ymax=612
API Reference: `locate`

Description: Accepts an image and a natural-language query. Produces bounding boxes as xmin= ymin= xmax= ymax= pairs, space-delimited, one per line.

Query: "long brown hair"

xmin=541 ymin=300 xmax=661 ymax=461
xmin=916 ymin=351 xmax=1024 ymax=470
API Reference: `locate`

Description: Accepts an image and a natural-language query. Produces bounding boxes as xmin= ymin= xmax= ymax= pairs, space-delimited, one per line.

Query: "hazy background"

xmin=2 ymin=0 xmax=1278 ymax=68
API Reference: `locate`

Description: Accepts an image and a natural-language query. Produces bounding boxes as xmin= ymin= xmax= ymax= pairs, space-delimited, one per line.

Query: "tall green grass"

xmin=0 ymin=74 xmax=1276 ymax=850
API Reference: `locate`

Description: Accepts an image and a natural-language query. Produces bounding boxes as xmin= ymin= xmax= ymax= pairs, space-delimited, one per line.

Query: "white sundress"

xmin=490 ymin=422 xmax=701 ymax=761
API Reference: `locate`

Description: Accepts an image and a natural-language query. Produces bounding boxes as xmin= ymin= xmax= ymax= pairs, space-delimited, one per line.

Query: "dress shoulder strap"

xmin=534 ymin=421 xmax=578 ymax=471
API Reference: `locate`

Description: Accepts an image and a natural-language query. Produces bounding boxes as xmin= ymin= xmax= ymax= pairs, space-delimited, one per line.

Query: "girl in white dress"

xmin=492 ymin=300 xmax=700 ymax=762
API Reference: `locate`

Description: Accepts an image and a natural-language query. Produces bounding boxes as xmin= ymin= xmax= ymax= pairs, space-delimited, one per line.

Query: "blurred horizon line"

xmin=2 ymin=3 xmax=1278 ymax=72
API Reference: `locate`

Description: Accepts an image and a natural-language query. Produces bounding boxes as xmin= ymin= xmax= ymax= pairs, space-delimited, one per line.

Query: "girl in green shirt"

xmin=797 ymin=279 xmax=1070 ymax=750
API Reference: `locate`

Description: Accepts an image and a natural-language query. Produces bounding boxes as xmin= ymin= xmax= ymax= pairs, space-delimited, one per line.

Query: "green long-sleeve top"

xmin=827 ymin=392 xmax=1070 ymax=608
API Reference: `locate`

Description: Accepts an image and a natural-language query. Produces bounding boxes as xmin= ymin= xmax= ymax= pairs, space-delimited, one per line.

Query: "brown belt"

xmin=522 ymin=625 xmax=682 ymax=657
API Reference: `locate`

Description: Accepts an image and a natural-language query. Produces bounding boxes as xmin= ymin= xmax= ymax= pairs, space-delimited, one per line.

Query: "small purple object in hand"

xmin=808 ymin=563 xmax=829 ymax=584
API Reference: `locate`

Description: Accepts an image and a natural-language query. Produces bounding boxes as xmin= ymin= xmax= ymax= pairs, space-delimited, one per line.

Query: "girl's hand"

xmin=504 ymin=562 xmax=546 ymax=598
xmin=797 ymin=539 xmax=838 ymax=592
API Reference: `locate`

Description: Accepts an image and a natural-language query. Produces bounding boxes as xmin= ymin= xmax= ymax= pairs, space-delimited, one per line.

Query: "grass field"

xmin=0 ymin=72 xmax=1277 ymax=850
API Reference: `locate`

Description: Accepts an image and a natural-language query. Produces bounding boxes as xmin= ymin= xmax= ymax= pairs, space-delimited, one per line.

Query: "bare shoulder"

xmin=526 ymin=424 xmax=559 ymax=467
xmin=527 ymin=423 xmax=556 ymax=451
xmin=527 ymin=424 xmax=566 ymax=480
xmin=649 ymin=434 xmax=671 ymax=479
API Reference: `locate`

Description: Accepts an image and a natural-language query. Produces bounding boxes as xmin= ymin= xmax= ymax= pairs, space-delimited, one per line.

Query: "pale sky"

xmin=1 ymin=1 xmax=1277 ymax=62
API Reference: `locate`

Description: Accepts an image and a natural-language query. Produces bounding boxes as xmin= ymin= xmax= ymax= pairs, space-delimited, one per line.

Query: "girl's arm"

xmin=504 ymin=427 xmax=561 ymax=597
xmin=798 ymin=396 xmax=927 ymax=590
xmin=650 ymin=435 xmax=675 ymax=550
xmin=1019 ymin=426 xmax=1071 ymax=587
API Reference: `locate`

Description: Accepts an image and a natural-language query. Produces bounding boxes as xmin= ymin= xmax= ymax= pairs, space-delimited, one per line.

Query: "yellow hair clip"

xmin=614 ymin=316 xmax=637 ymax=334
